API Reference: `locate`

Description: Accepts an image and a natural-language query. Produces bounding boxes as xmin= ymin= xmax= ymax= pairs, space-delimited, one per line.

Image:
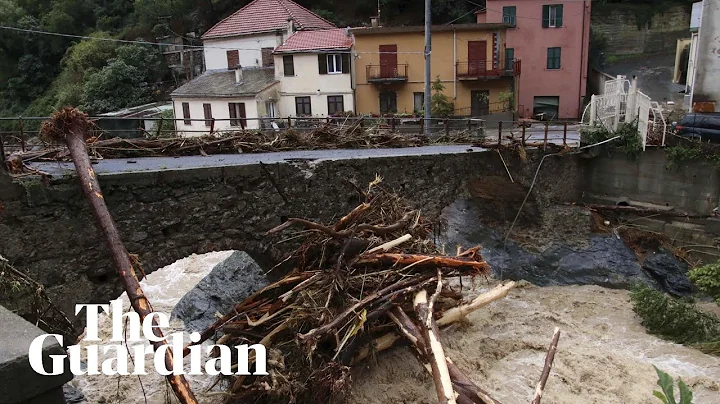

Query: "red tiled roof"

xmin=274 ymin=29 xmax=352 ymax=52
xmin=202 ymin=0 xmax=336 ymax=39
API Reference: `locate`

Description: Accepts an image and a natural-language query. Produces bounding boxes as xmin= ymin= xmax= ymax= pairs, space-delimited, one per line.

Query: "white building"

xmin=170 ymin=67 xmax=279 ymax=136
xmin=201 ymin=0 xmax=336 ymax=71
xmin=683 ymin=0 xmax=720 ymax=111
xmin=273 ymin=29 xmax=355 ymax=117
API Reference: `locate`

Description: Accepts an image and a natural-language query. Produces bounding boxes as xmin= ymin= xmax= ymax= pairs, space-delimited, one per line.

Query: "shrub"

xmin=581 ymin=120 xmax=643 ymax=159
xmin=689 ymin=261 xmax=720 ymax=305
xmin=653 ymin=366 xmax=693 ymax=404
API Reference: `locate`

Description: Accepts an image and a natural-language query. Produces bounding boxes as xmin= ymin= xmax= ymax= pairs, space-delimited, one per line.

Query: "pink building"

xmin=477 ymin=0 xmax=591 ymax=119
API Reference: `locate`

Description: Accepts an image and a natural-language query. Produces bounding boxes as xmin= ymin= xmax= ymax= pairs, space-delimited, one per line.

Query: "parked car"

xmin=672 ymin=112 xmax=720 ymax=142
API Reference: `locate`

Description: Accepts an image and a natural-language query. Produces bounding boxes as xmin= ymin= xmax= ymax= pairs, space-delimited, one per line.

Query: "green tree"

xmin=430 ymin=76 xmax=454 ymax=117
xmin=81 ymin=60 xmax=152 ymax=113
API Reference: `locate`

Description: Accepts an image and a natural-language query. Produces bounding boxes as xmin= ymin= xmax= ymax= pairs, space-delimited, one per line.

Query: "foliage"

xmin=665 ymin=144 xmax=720 ymax=170
xmin=154 ymin=108 xmax=176 ymax=137
xmin=689 ymin=261 xmax=720 ymax=305
xmin=630 ymin=285 xmax=720 ymax=354
xmin=581 ymin=120 xmax=643 ymax=159
xmin=430 ymin=76 xmax=454 ymax=118
xmin=498 ymin=91 xmax=514 ymax=109
xmin=653 ymin=366 xmax=693 ymax=404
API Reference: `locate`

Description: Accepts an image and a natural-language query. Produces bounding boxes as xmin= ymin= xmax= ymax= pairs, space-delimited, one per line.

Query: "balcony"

xmin=366 ymin=64 xmax=409 ymax=84
xmin=456 ymin=59 xmax=521 ymax=80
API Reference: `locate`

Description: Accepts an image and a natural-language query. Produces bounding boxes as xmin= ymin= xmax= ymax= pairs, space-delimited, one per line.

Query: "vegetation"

xmin=665 ymin=144 xmax=720 ymax=169
xmin=430 ymin=76 xmax=454 ymax=118
xmin=594 ymin=0 xmax=697 ymax=30
xmin=689 ymin=261 xmax=720 ymax=305
xmin=581 ymin=120 xmax=644 ymax=159
xmin=653 ymin=366 xmax=693 ymax=404
xmin=630 ymin=285 xmax=720 ymax=355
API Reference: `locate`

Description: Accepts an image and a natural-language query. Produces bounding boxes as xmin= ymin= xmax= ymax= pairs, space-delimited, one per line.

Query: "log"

xmin=531 ymin=327 xmax=561 ymax=404
xmin=414 ymin=283 xmax=457 ymax=404
xmin=437 ymin=282 xmax=517 ymax=326
xmin=356 ymin=253 xmax=491 ymax=274
xmin=333 ymin=202 xmax=371 ymax=231
xmin=40 ymin=108 xmax=198 ymax=404
xmin=581 ymin=203 xmax=710 ymax=219
xmin=367 ymin=234 xmax=412 ymax=253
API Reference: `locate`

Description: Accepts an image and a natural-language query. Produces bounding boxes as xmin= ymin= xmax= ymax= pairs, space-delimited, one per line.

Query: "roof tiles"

xmin=274 ymin=28 xmax=352 ymax=53
xmin=202 ymin=0 xmax=336 ymax=39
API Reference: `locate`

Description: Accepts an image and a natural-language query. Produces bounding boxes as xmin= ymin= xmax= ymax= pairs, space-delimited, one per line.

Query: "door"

xmin=379 ymin=91 xmax=397 ymax=114
xmin=471 ymin=90 xmax=490 ymax=117
xmin=379 ymin=44 xmax=397 ymax=78
xmin=467 ymin=41 xmax=487 ymax=76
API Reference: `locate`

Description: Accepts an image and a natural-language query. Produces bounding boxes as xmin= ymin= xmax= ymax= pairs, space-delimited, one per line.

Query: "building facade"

xmin=201 ymin=0 xmax=336 ymax=71
xmin=273 ymin=29 xmax=355 ymax=117
xmin=687 ymin=0 xmax=720 ymax=111
xmin=351 ymin=24 xmax=518 ymax=117
xmin=477 ymin=0 xmax=591 ymax=119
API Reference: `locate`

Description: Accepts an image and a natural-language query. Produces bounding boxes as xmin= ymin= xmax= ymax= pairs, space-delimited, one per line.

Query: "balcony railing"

xmin=456 ymin=59 xmax=520 ymax=80
xmin=366 ymin=64 xmax=409 ymax=83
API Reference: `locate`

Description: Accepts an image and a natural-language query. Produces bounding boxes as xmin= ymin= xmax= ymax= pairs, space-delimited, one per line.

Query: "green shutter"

xmin=318 ymin=54 xmax=328 ymax=74
xmin=542 ymin=5 xmax=550 ymax=28
xmin=556 ymin=5 xmax=563 ymax=27
xmin=546 ymin=48 xmax=552 ymax=69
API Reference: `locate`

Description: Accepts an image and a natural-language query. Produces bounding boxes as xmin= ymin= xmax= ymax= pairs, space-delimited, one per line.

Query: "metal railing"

xmin=456 ymin=59 xmax=520 ymax=79
xmin=366 ymin=64 xmax=409 ymax=82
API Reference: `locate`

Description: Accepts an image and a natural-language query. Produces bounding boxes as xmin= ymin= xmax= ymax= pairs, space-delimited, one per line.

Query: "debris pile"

xmin=184 ymin=178 xmax=555 ymax=404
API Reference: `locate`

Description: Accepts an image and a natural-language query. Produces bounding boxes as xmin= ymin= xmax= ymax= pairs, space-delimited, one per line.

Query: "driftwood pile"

xmin=183 ymin=179 xmax=559 ymax=404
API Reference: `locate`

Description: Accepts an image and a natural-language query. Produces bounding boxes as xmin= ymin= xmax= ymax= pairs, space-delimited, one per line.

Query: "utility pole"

xmin=424 ymin=0 xmax=431 ymax=136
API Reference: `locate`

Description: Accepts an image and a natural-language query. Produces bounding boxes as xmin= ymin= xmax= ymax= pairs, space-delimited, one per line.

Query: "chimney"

xmin=235 ymin=65 xmax=243 ymax=83
xmin=287 ymin=17 xmax=295 ymax=37
xmin=370 ymin=16 xmax=379 ymax=28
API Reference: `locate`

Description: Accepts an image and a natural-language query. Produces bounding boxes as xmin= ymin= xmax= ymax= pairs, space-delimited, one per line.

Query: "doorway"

xmin=471 ymin=90 xmax=490 ymax=117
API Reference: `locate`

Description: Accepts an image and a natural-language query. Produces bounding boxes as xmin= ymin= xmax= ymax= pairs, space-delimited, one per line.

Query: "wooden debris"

xmin=531 ymin=327 xmax=561 ymax=404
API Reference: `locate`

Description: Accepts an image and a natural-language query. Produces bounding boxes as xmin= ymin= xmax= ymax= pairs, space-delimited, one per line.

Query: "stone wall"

xmin=592 ymin=5 xmax=691 ymax=55
xmin=0 ymin=150 xmax=584 ymax=325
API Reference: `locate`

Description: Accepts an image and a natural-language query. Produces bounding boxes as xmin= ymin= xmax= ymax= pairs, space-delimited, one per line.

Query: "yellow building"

xmin=351 ymin=23 xmax=519 ymax=117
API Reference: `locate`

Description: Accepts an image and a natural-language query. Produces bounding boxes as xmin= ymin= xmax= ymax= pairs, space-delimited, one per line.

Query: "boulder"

xmin=642 ymin=250 xmax=693 ymax=297
xmin=172 ymin=251 xmax=268 ymax=332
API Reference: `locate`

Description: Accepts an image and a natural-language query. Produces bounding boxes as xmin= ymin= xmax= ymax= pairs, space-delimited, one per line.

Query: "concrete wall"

xmin=274 ymin=52 xmax=354 ymax=117
xmin=692 ymin=0 xmax=720 ymax=110
xmin=592 ymin=5 xmax=691 ymax=55
xmin=480 ymin=0 xmax=591 ymax=119
xmin=0 ymin=150 xmax=584 ymax=327
xmin=352 ymin=28 xmax=512 ymax=116
xmin=583 ymin=148 xmax=720 ymax=214
xmin=203 ymin=33 xmax=284 ymax=70
xmin=588 ymin=68 xmax=617 ymax=96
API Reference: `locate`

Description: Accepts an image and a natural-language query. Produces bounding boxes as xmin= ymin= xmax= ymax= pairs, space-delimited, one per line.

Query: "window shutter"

xmin=556 ymin=5 xmax=563 ymax=27
xmin=283 ymin=55 xmax=295 ymax=76
xmin=261 ymin=48 xmax=274 ymax=67
xmin=542 ymin=5 xmax=550 ymax=28
xmin=237 ymin=103 xmax=246 ymax=129
xmin=182 ymin=102 xmax=191 ymax=124
xmin=318 ymin=54 xmax=328 ymax=74
xmin=341 ymin=54 xmax=350 ymax=73
xmin=226 ymin=50 xmax=239 ymax=69
xmin=547 ymin=48 xmax=552 ymax=69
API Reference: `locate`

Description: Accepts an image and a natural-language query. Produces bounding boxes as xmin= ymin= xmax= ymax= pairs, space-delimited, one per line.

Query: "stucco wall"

xmin=0 ymin=149 xmax=584 ymax=326
xmin=172 ymin=96 xmax=264 ymax=135
xmin=203 ymin=33 xmax=284 ymax=70
xmin=480 ymin=0 xmax=591 ymax=119
xmin=274 ymin=52 xmax=354 ymax=116
xmin=352 ymin=29 xmax=512 ymax=115
xmin=693 ymin=0 xmax=720 ymax=109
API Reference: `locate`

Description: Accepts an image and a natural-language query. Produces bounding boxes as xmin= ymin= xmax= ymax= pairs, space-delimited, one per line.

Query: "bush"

xmin=430 ymin=76 xmax=454 ymax=118
xmin=689 ymin=261 xmax=720 ymax=304
xmin=581 ymin=120 xmax=643 ymax=159
xmin=630 ymin=285 xmax=720 ymax=354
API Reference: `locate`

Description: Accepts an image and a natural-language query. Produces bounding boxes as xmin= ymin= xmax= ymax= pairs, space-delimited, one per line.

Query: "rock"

xmin=171 ymin=251 xmax=268 ymax=332
xmin=63 ymin=384 xmax=86 ymax=404
xmin=642 ymin=250 xmax=693 ymax=296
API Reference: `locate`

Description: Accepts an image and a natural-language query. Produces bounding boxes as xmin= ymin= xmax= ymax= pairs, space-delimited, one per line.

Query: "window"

xmin=413 ymin=92 xmax=424 ymax=113
xmin=265 ymin=101 xmax=277 ymax=118
xmin=295 ymin=96 xmax=312 ymax=116
xmin=327 ymin=96 xmax=344 ymax=115
xmin=319 ymin=54 xmax=350 ymax=74
xmin=182 ymin=102 xmax=191 ymax=125
xmin=228 ymin=102 xmax=246 ymax=127
xmin=547 ymin=47 xmax=561 ymax=69
xmin=379 ymin=91 xmax=397 ymax=114
xmin=505 ymin=48 xmax=515 ymax=71
xmin=542 ymin=4 xmax=563 ymax=28
xmin=502 ymin=6 xmax=517 ymax=27
xmin=327 ymin=54 xmax=342 ymax=74
xmin=261 ymin=48 xmax=274 ymax=67
xmin=226 ymin=50 xmax=239 ymax=69
xmin=283 ymin=55 xmax=295 ymax=76
xmin=203 ymin=103 xmax=213 ymax=126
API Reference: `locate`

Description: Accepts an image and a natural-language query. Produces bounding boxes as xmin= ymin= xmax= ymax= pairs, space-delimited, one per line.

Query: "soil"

xmin=69 ymin=252 xmax=720 ymax=404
